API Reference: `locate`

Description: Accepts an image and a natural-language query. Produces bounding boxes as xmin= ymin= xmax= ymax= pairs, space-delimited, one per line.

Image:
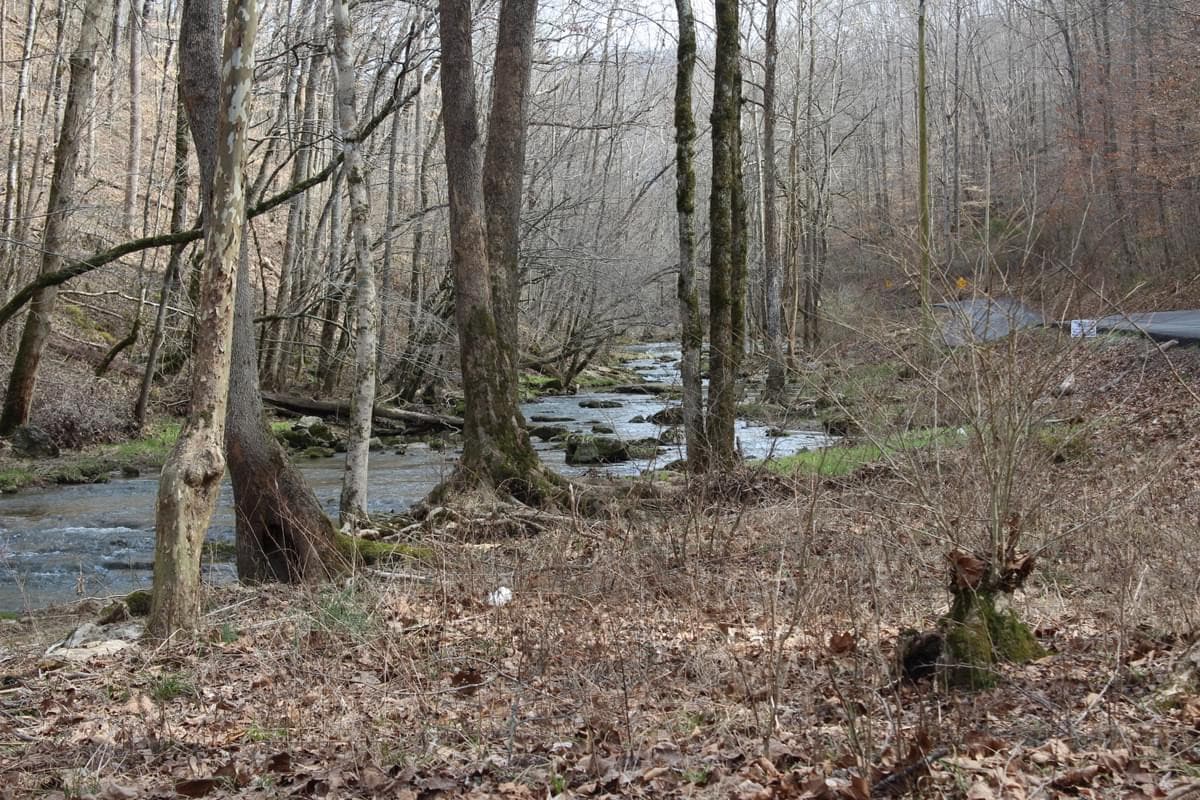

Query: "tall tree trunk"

xmin=135 ymin=91 xmax=190 ymax=428
xmin=762 ymin=0 xmax=784 ymax=399
xmin=151 ymin=0 xmax=258 ymax=637
xmin=706 ymin=0 xmax=743 ymax=469
xmin=123 ymin=0 xmax=143 ymax=231
xmin=0 ymin=0 xmax=40 ymax=295
xmin=0 ymin=0 xmax=108 ymax=436
xmin=482 ymin=0 xmax=538 ymax=399
xmin=435 ymin=0 xmax=560 ymax=503
xmin=673 ymin=0 xmax=705 ymax=470
xmin=332 ymin=0 xmax=379 ymax=526
xmin=917 ymin=0 xmax=932 ymax=330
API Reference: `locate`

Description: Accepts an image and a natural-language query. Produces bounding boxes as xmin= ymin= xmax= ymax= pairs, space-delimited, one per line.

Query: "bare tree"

xmin=332 ymin=0 xmax=380 ymax=526
xmin=0 ymin=0 xmax=110 ymax=435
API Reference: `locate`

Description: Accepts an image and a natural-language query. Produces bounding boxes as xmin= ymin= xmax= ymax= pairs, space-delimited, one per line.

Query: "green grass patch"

xmin=768 ymin=427 xmax=962 ymax=477
xmin=0 ymin=467 xmax=35 ymax=493
xmin=109 ymin=421 xmax=180 ymax=463
xmin=1036 ymin=423 xmax=1091 ymax=463
xmin=149 ymin=672 xmax=196 ymax=704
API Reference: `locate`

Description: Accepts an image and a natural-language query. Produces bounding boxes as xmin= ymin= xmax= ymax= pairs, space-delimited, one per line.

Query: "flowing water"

xmin=0 ymin=344 xmax=830 ymax=611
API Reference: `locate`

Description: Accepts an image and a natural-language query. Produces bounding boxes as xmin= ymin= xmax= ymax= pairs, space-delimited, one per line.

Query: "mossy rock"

xmin=941 ymin=591 xmax=1044 ymax=689
xmin=579 ymin=399 xmax=623 ymax=409
xmin=126 ymin=590 xmax=153 ymax=616
xmin=301 ymin=446 xmax=336 ymax=459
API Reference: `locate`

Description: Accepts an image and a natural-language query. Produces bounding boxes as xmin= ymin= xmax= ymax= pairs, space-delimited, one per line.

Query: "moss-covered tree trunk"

xmin=436 ymin=0 xmax=561 ymax=504
xmin=706 ymin=0 xmax=744 ymax=469
xmin=941 ymin=550 xmax=1042 ymax=689
xmin=673 ymin=0 xmax=706 ymax=471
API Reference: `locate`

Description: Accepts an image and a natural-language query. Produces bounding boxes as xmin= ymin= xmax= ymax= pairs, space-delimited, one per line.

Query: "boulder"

xmin=565 ymin=435 xmax=631 ymax=465
xmin=579 ymin=399 xmax=623 ymax=409
xmin=530 ymin=425 xmax=568 ymax=441
xmin=629 ymin=415 xmax=646 ymax=424
xmin=529 ymin=414 xmax=573 ymax=423
xmin=301 ymin=446 xmax=336 ymax=459
xmin=592 ymin=424 xmax=615 ymax=434
xmin=649 ymin=406 xmax=684 ymax=426
xmin=657 ymin=426 xmax=685 ymax=446
xmin=10 ymin=425 xmax=59 ymax=458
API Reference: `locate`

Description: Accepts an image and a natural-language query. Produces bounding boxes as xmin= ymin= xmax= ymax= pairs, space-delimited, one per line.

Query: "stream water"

xmin=0 ymin=344 xmax=830 ymax=611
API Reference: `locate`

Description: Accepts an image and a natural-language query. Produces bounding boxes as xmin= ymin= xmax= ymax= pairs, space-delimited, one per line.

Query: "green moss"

xmin=942 ymin=590 xmax=1043 ymax=689
xmin=0 ymin=610 xmax=21 ymax=620
xmin=334 ymin=533 xmax=434 ymax=566
xmin=125 ymin=590 xmax=152 ymax=616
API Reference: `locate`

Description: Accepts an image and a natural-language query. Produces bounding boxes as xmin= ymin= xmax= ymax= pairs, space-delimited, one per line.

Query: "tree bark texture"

xmin=762 ymin=0 xmax=784 ymax=399
xmin=436 ymin=0 xmax=558 ymax=502
xmin=706 ymin=0 xmax=743 ymax=469
xmin=151 ymin=0 xmax=259 ymax=637
xmin=0 ymin=0 xmax=109 ymax=436
xmin=332 ymin=0 xmax=380 ymax=526
xmin=673 ymin=0 xmax=706 ymax=470
xmin=482 ymin=0 xmax=538 ymax=400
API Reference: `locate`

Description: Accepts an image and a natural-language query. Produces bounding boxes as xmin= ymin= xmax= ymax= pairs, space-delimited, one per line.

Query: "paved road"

xmin=1094 ymin=310 xmax=1200 ymax=344
xmin=934 ymin=299 xmax=1044 ymax=346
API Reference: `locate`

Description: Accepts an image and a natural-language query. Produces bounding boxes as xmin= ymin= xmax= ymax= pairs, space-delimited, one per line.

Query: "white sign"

xmin=1070 ymin=319 xmax=1098 ymax=338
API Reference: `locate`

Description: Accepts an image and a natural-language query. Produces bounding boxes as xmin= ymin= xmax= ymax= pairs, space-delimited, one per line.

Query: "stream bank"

xmin=0 ymin=343 xmax=832 ymax=610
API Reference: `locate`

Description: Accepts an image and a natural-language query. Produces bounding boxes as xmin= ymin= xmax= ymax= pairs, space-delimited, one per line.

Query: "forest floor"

xmin=2 ymin=332 xmax=1200 ymax=799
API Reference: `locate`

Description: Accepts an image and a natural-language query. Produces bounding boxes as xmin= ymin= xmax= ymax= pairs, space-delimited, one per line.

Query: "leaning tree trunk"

xmin=705 ymin=0 xmax=743 ymax=469
xmin=176 ymin=0 xmax=343 ymax=582
xmin=436 ymin=0 xmax=561 ymax=504
xmin=332 ymin=0 xmax=379 ymax=526
xmin=151 ymin=0 xmax=258 ymax=637
xmin=0 ymin=0 xmax=108 ymax=436
xmin=226 ymin=232 xmax=345 ymax=582
xmin=673 ymin=0 xmax=706 ymax=471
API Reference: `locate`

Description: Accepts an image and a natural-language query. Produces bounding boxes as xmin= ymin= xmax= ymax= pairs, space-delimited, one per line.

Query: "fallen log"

xmin=262 ymin=392 xmax=464 ymax=432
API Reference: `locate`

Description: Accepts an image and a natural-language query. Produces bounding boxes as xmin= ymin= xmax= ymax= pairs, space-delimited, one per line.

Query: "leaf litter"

xmin=1 ymin=338 xmax=1199 ymax=798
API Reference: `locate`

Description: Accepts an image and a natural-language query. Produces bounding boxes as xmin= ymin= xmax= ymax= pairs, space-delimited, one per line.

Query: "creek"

xmin=0 ymin=344 xmax=830 ymax=611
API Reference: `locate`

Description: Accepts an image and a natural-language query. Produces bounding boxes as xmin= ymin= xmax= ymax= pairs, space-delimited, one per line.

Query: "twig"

xmin=871 ymin=745 xmax=949 ymax=797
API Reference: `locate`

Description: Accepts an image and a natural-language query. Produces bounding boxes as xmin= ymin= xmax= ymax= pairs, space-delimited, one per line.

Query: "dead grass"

xmin=1 ymin=338 xmax=1198 ymax=798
